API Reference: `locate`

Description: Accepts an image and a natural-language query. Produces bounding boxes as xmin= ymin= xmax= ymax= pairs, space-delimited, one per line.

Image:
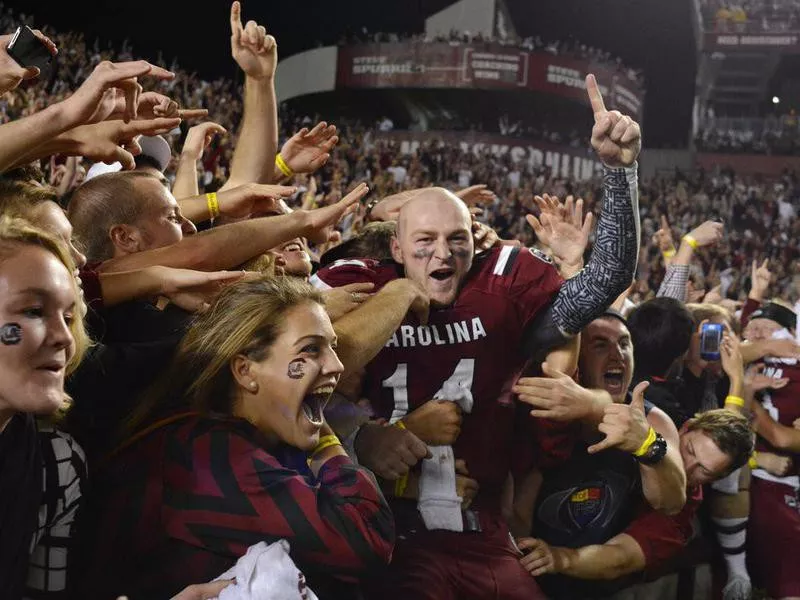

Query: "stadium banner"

xmin=336 ymin=42 xmax=644 ymax=118
xmin=704 ymin=32 xmax=800 ymax=51
xmin=696 ymin=153 xmax=800 ymax=177
xmin=376 ymin=130 xmax=604 ymax=182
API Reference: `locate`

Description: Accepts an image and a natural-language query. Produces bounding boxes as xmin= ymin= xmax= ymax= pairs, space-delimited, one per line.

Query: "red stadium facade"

xmin=335 ymin=42 xmax=644 ymax=119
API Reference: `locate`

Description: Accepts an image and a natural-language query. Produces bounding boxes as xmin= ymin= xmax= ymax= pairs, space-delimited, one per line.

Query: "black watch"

xmin=635 ymin=432 xmax=667 ymax=466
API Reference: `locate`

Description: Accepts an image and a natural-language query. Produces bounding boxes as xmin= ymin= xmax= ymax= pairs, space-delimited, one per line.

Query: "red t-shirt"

xmin=312 ymin=246 xmax=563 ymax=508
xmin=624 ymin=484 xmax=703 ymax=570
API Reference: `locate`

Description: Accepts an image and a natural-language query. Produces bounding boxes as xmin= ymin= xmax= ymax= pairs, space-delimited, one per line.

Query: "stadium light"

xmin=772 ymin=96 xmax=780 ymax=104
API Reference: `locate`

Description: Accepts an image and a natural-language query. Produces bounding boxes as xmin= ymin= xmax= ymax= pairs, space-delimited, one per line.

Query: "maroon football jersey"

xmin=312 ymin=246 xmax=563 ymax=508
xmin=758 ymin=359 xmax=800 ymax=465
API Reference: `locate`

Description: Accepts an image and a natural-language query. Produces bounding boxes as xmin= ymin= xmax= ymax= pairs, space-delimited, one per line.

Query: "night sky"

xmin=5 ymin=0 xmax=696 ymax=147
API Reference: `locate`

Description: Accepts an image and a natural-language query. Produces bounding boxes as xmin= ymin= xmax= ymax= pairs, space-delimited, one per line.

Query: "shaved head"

xmin=391 ymin=187 xmax=474 ymax=307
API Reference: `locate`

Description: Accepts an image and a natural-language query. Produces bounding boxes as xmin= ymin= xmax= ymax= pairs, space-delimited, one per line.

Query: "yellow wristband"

xmin=662 ymin=248 xmax=676 ymax=259
xmin=748 ymin=451 xmax=758 ymax=470
xmin=275 ymin=153 xmax=294 ymax=178
xmin=634 ymin=427 xmax=658 ymax=457
xmin=683 ymin=235 xmax=699 ymax=250
xmin=394 ymin=472 xmax=409 ymax=497
xmin=725 ymin=395 xmax=745 ymax=408
xmin=206 ymin=192 xmax=220 ymax=219
xmin=391 ymin=420 xmax=409 ymax=496
xmin=308 ymin=434 xmax=341 ymax=465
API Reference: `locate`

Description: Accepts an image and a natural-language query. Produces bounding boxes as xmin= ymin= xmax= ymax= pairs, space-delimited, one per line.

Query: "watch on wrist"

xmin=635 ymin=432 xmax=667 ymax=466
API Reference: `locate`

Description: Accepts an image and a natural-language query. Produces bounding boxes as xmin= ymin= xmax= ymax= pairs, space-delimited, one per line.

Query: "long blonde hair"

xmin=0 ymin=216 xmax=89 ymax=374
xmin=125 ymin=276 xmax=325 ymax=436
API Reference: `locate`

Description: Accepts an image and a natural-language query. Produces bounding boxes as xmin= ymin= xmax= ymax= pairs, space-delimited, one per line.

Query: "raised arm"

xmin=656 ymin=220 xmax=723 ymax=301
xmin=173 ymin=122 xmax=227 ymax=199
xmin=587 ymin=383 xmax=687 ymax=515
xmin=221 ymin=1 xmax=278 ymax=189
xmin=100 ymin=184 xmax=368 ymax=273
xmin=542 ymin=75 xmax=641 ymax=339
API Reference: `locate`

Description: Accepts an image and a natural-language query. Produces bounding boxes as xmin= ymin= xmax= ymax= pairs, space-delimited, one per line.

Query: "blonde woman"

xmin=0 ymin=217 xmax=89 ymax=600
xmin=76 ymin=277 xmax=394 ymax=599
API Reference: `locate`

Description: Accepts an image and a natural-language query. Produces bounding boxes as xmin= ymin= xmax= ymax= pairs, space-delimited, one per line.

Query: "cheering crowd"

xmin=2 ymin=2 xmax=800 ymax=600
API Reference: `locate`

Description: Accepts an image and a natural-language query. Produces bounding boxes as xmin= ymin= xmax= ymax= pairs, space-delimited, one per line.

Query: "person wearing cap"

xmin=739 ymin=298 xmax=800 ymax=600
xmin=511 ymin=312 xmax=753 ymax=598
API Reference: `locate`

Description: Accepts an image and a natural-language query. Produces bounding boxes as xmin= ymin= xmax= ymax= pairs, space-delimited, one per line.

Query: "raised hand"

xmin=514 ymin=362 xmax=601 ymax=421
xmin=744 ymin=363 xmax=789 ymax=394
xmin=230 ymin=1 xmax=277 ymax=80
xmin=217 ymin=182 xmax=297 ymax=219
xmin=526 ymin=194 xmax=593 ymax=275
xmin=719 ymin=334 xmax=745 ymax=389
xmin=158 ymin=268 xmax=255 ymax=313
xmin=652 ymin=215 xmax=676 ymax=254
xmin=756 ymin=452 xmax=793 ymax=477
xmin=749 ymin=258 xmax=772 ymax=301
xmin=62 ymin=60 xmax=175 ymax=126
xmin=280 ymin=122 xmax=339 ymax=175
xmin=588 ymin=381 xmax=651 ymax=454
xmin=587 ymin=74 xmax=641 ymax=168
xmin=182 ymin=122 xmax=227 ymax=162
xmin=686 ymin=220 xmax=724 ymax=248
xmin=322 ymin=282 xmax=375 ymax=321
xmin=0 ymin=28 xmax=57 ymax=93
xmin=302 ymin=182 xmax=369 ymax=245
xmin=168 ymin=580 xmax=234 ymax=600
xmin=56 ymin=117 xmax=181 ymax=169
xmin=456 ymin=184 xmax=496 ymax=206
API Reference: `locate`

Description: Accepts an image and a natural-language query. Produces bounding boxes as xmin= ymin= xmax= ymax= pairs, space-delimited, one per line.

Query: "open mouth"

xmin=301 ymin=386 xmax=335 ymax=426
xmin=283 ymin=242 xmax=303 ymax=253
xmin=603 ymin=368 xmax=625 ymax=391
xmin=429 ymin=267 xmax=455 ymax=282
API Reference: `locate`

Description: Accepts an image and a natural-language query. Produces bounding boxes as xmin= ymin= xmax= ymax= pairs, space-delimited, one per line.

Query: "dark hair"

xmin=627 ymin=297 xmax=694 ymax=379
xmin=134 ymin=155 xmax=165 ymax=173
xmin=687 ymin=409 xmax=754 ymax=475
xmin=320 ymin=221 xmax=396 ymax=266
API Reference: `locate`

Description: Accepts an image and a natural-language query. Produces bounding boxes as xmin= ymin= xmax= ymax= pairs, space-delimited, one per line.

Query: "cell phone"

xmin=700 ymin=323 xmax=723 ymax=361
xmin=7 ymin=26 xmax=53 ymax=76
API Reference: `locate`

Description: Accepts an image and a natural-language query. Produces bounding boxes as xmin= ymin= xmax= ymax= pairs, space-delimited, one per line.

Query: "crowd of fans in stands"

xmin=2 ymin=2 xmax=800 ymax=600
xmin=699 ymin=0 xmax=800 ymax=33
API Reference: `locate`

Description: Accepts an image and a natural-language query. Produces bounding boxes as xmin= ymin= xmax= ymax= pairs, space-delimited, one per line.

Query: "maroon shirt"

xmin=313 ymin=246 xmax=563 ymax=511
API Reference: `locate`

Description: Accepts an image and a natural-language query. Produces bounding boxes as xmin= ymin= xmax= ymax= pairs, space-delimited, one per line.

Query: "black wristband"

xmin=635 ymin=432 xmax=667 ymax=466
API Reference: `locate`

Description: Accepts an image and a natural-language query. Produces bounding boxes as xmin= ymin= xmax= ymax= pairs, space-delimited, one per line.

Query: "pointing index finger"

xmin=585 ymin=74 xmax=607 ymax=118
xmin=230 ymin=1 xmax=243 ymax=39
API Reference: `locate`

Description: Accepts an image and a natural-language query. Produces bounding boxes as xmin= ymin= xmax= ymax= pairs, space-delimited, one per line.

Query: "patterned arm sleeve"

xmin=165 ymin=433 xmax=394 ymax=581
xmin=656 ymin=264 xmax=690 ymax=302
xmin=551 ymin=165 xmax=641 ymax=335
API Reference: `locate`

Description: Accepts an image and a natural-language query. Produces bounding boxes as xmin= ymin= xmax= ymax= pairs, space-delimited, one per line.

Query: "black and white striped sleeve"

xmin=551 ymin=164 xmax=641 ymax=335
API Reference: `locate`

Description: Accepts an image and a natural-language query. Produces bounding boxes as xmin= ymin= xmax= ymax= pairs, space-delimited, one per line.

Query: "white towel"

xmin=418 ymin=361 xmax=474 ymax=531
xmin=213 ymin=541 xmax=318 ymax=600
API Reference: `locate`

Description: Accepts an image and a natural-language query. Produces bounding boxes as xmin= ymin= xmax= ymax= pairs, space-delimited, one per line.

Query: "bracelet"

xmin=392 ymin=420 xmax=409 ymax=496
xmin=725 ymin=395 xmax=745 ymax=408
xmin=275 ymin=153 xmax=294 ymax=178
xmin=394 ymin=471 xmax=409 ymax=497
xmin=307 ymin=434 xmax=342 ymax=466
xmin=662 ymin=248 xmax=676 ymax=259
xmin=683 ymin=235 xmax=699 ymax=250
xmin=748 ymin=451 xmax=758 ymax=470
xmin=633 ymin=427 xmax=657 ymax=457
xmin=206 ymin=192 xmax=220 ymax=219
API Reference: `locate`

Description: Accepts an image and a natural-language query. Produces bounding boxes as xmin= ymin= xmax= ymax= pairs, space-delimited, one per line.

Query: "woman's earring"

xmin=249 ymin=381 xmax=258 ymax=391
